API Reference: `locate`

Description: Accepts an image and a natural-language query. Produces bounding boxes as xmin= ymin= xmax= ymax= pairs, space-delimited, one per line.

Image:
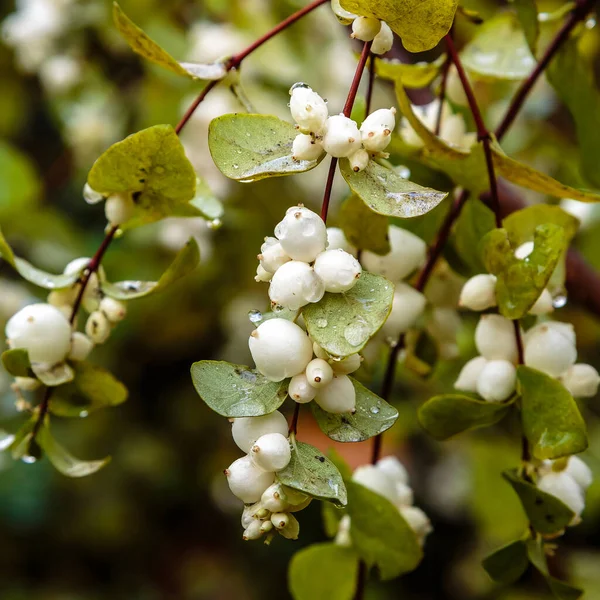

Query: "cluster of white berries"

xmin=331 ymin=4 xmax=394 ymax=56
xmin=289 ymin=83 xmax=396 ymax=171
xmin=400 ymin=99 xmax=476 ymax=151
xmin=83 ymin=184 xmax=136 ymax=228
xmin=224 ymin=411 xmax=311 ymax=541
xmin=536 ymin=455 xmax=593 ymax=526
xmin=336 ymin=456 xmax=432 ymax=547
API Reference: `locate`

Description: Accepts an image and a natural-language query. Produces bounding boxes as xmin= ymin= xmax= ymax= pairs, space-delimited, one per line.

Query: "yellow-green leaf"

xmin=376 ymin=55 xmax=445 ymax=88
xmin=482 ymin=539 xmax=529 ymax=584
xmin=339 ymin=193 xmax=391 ymax=255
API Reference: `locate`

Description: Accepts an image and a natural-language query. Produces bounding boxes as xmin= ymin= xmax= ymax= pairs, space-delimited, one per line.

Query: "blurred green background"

xmin=1 ymin=0 xmax=600 ymax=598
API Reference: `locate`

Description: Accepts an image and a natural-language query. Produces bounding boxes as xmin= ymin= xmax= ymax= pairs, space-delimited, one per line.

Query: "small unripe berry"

xmin=289 ymin=84 xmax=328 ymax=134
xmin=314 ymin=374 xmax=356 ymax=414
xmin=381 ymin=283 xmax=426 ymax=336
xmin=288 ymin=373 xmax=318 ymax=403
xmin=83 ymin=182 xmax=103 ymax=204
xmin=63 ymin=258 xmax=104 ymax=311
xmin=399 ymin=506 xmax=433 ymax=544
xmin=255 ymin=264 xmax=272 ymax=283
xmin=330 ymin=353 xmax=362 ymax=375
xmin=231 ymin=411 xmax=289 ymax=453
xmin=278 ymin=513 xmax=300 ymax=539
xmin=326 ymin=227 xmax=356 ymax=255
xmin=85 ymin=311 xmax=111 ymax=344
xmin=14 ymin=377 xmax=41 ymax=391
xmin=475 ymin=314 xmax=519 ymax=362
xmin=560 ymin=363 xmax=600 ymax=398
xmin=360 ymin=108 xmax=396 ymax=153
xmin=351 ymin=16 xmax=381 ymax=41
xmin=322 ymin=114 xmax=362 ymax=158
xmin=455 ymin=356 xmax=488 ymax=393
xmin=361 ymin=225 xmax=426 ymax=282
xmin=476 ymin=359 xmax=517 ymax=403
xmin=251 ymin=432 xmax=291 ymax=471
xmin=261 ymin=482 xmax=290 ymax=512
xmin=241 ymin=501 xmax=262 ymax=528
xmin=260 ymin=520 xmax=274 ymax=534
xmin=6 ymin=303 xmax=72 ymax=365
xmin=353 ymin=464 xmax=399 ymax=504
xmin=312 ymin=341 xmax=329 ymax=360
xmin=376 ymin=456 xmax=409 ymax=485
xmin=514 ymin=241 xmax=534 ymax=260
xmin=268 ymin=261 xmax=325 ymax=310
xmin=313 ymin=249 xmax=362 ymax=293
xmin=271 ymin=512 xmax=289 ymax=529
xmin=225 ymin=455 xmax=275 ymax=504
xmin=459 ymin=274 xmax=497 ymax=311
xmin=529 ymin=289 xmax=554 ymax=315
xmin=68 ymin=332 xmax=94 ymax=362
xmin=305 ymin=358 xmax=334 ymax=388
xmin=524 ymin=322 xmax=577 ymax=377
xmin=348 ymin=148 xmax=369 ymax=172
xmin=100 ymin=296 xmax=126 ymax=323
xmin=274 ymin=206 xmax=327 ymax=262
xmin=566 ymin=456 xmax=593 ymax=491
xmin=47 ymin=288 xmax=78 ymax=309
xmin=292 ymin=133 xmax=324 ymax=161
xmin=104 ymin=193 xmax=135 ymax=225
xmin=537 ymin=471 xmax=584 ymax=523
xmin=371 ymin=21 xmax=393 ymax=55
xmin=242 ymin=519 xmax=264 ymax=540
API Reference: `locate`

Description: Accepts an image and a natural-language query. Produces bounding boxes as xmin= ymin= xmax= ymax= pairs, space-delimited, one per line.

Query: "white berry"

xmin=104 ymin=192 xmax=135 ymax=226
xmin=259 ymin=237 xmax=291 ymax=274
xmin=6 ymin=303 xmax=72 ymax=365
xmin=566 ymin=456 xmax=593 ymax=491
xmin=537 ymin=471 xmax=584 ymax=522
xmin=376 ymin=456 xmax=409 ymax=485
xmin=288 ymin=373 xmax=318 ymax=403
xmin=231 ymin=411 xmax=288 ymax=453
xmin=289 ymin=84 xmax=329 ymax=134
xmin=313 ymin=249 xmax=362 ymax=293
xmin=476 ymin=359 xmax=517 ymax=402
xmin=529 ymin=289 xmax=554 ymax=315
xmin=292 ymin=133 xmax=324 ymax=161
xmin=524 ymin=322 xmax=577 ymax=377
xmin=85 ymin=311 xmax=111 ymax=344
xmin=305 ymin=358 xmax=334 ymax=388
xmin=312 ymin=341 xmax=329 ymax=360
xmin=100 ymin=296 xmax=126 ymax=323
xmin=560 ymin=363 xmax=600 ymax=398
xmin=353 ymin=464 xmax=398 ymax=504
xmin=360 ymin=108 xmax=396 ymax=153
xmin=330 ymin=353 xmax=362 ymax=375
xmin=351 ymin=16 xmax=381 ymax=41
xmin=326 ymin=227 xmax=355 ymax=255
xmin=83 ymin=182 xmax=103 ymax=204
xmin=251 ymin=432 xmax=291 ymax=472
xmin=314 ymin=374 xmax=356 ymax=413
xmin=371 ymin=21 xmax=393 ymax=55
xmin=225 ymin=455 xmax=275 ymax=504
xmin=455 ymin=356 xmax=488 ymax=393
xmin=348 ymin=148 xmax=369 ymax=172
xmin=459 ymin=274 xmax=497 ymax=311
xmin=68 ymin=332 xmax=94 ymax=362
xmin=475 ymin=314 xmax=519 ymax=362
xmin=261 ymin=482 xmax=290 ymax=512
xmin=274 ymin=206 xmax=327 ymax=262
xmin=255 ymin=264 xmax=273 ymax=283
xmin=515 ymin=241 xmax=534 ymax=260
xmin=399 ymin=505 xmax=432 ymax=544
xmin=268 ymin=261 xmax=325 ymax=310
xmin=381 ymin=283 xmax=426 ymax=336
xmin=322 ymin=114 xmax=362 ymax=158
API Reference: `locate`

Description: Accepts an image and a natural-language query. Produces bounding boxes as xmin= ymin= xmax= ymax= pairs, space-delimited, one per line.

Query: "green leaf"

xmin=9 ymin=418 xmax=37 ymax=460
xmin=0 ymin=141 xmax=41 ymax=218
xmin=1 ymin=348 xmax=33 ymax=377
xmin=172 ymin=178 xmax=224 ymax=221
xmin=461 ymin=13 xmax=536 ymax=80
xmin=87 ymin=124 xmax=197 ymax=228
xmin=303 ymin=272 xmax=394 ymax=358
xmin=340 ymin=159 xmax=447 ymax=219
xmin=277 ymin=440 xmax=348 ymax=507
xmin=340 ymin=0 xmax=458 ymax=53
xmin=31 ymin=362 xmax=74 ymax=387
xmin=190 ymin=361 xmax=288 ymax=418
xmin=376 ymin=55 xmax=445 ymax=88
xmin=338 ymin=193 xmax=390 ymax=255
xmin=312 ymin=377 xmax=398 ymax=442
xmin=518 ymin=366 xmax=587 ymax=460
xmin=50 ymin=363 xmax=128 ymax=418
xmin=346 ymin=480 xmax=422 ymax=580
xmin=288 ymin=543 xmax=358 ymax=600
xmin=418 ymin=393 xmax=512 ymax=441
xmin=322 ymin=502 xmax=344 ymax=538
xmin=0 ymin=226 xmax=80 ymax=289
xmin=513 ymin=0 xmax=539 ymax=55
xmin=250 ymin=306 xmax=299 ymax=326
xmin=113 ymin=3 xmax=227 ymax=81
xmin=547 ymin=38 xmax=600 ymax=189
xmin=0 ymin=429 xmax=16 ymax=451
xmin=37 ymin=419 xmax=110 ymax=477
xmin=102 ymin=238 xmax=200 ymax=300
xmin=481 ymin=224 xmax=565 ymax=319
xmin=208 ymin=114 xmax=324 ymax=182
xmin=503 ymin=469 xmax=575 ymax=534
xmin=482 ymin=539 xmax=529 ymax=584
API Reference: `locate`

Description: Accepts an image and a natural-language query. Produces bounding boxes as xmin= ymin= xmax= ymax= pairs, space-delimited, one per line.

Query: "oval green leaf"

xmin=190 ymin=360 xmax=288 ymax=418
xmin=311 ymin=377 xmax=398 ymax=442
xmin=208 ymin=114 xmax=324 ymax=182
xmin=482 ymin=539 xmax=529 ymax=585
xmin=302 ymin=272 xmax=394 ymax=358
xmin=376 ymin=56 xmax=445 ymax=88
xmin=1 ymin=348 xmax=33 ymax=378
xmin=339 ymin=193 xmax=390 ymax=255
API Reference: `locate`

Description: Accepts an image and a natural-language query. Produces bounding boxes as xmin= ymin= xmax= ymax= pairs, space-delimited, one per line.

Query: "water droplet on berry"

xmin=248 ymin=310 xmax=263 ymax=324
xmin=553 ymin=294 xmax=567 ymax=308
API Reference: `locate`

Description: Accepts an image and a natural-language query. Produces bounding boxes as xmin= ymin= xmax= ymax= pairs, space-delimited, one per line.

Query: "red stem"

xmin=365 ymin=54 xmax=376 ymax=118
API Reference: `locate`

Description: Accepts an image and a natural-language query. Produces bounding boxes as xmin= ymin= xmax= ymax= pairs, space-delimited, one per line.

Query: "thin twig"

xmin=435 ymin=56 xmax=451 ymax=136
xmin=365 ymin=54 xmax=376 ymax=118
xmin=289 ymin=403 xmax=301 ymax=436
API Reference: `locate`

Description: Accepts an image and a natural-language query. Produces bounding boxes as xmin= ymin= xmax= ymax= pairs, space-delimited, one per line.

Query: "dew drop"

xmin=370 ymin=405 xmax=380 ymax=415
xmin=154 ymin=166 xmax=165 ymax=175
xmin=22 ymin=455 xmax=37 ymax=464
xmin=233 ymin=164 xmax=239 ymax=169
xmin=344 ymin=322 xmax=370 ymax=347
xmin=248 ymin=309 xmax=263 ymax=324
xmin=316 ymin=318 xmax=328 ymax=328
xmin=79 ymin=410 xmax=89 ymax=418
xmin=207 ymin=218 xmax=222 ymax=230
xmin=396 ymin=165 xmax=411 ymax=179
xmin=553 ymin=294 xmax=567 ymax=309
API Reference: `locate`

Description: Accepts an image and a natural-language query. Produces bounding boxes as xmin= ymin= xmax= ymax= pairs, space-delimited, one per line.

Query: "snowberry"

xmin=515 ymin=241 xmax=534 ymax=260
xmin=312 ymin=341 xmax=329 ymax=360
xmin=68 ymin=332 xmax=94 ymax=362
xmin=524 ymin=322 xmax=577 ymax=377
xmin=260 ymin=520 xmax=274 ymax=534
xmin=537 ymin=471 xmax=584 ymax=522
xmin=63 ymin=258 xmax=104 ymax=312
xmin=348 ymin=148 xmax=369 ymax=172
xmin=225 ymin=455 xmax=275 ymax=504
xmin=360 ymin=108 xmax=396 ymax=153
xmin=361 ymin=225 xmax=427 ymax=282
xmin=279 ymin=513 xmax=300 ymax=539
xmin=455 ymin=356 xmax=488 ymax=393
xmin=100 ymin=296 xmax=126 ymax=323
xmin=529 ymin=289 xmax=554 ymax=315
xmin=47 ymin=287 xmax=77 ymax=309
xmin=395 ymin=482 xmax=414 ymax=507
xmin=371 ymin=21 xmax=393 ymax=55
xmin=242 ymin=519 xmax=264 ymax=540
xmin=6 ymin=303 xmax=72 ymax=365
xmin=476 ymin=360 xmax=517 ymax=402
xmin=241 ymin=502 xmax=262 ymax=528
xmin=313 ymin=249 xmax=361 ymax=293
xmin=289 ymin=84 xmax=328 ymax=134
xmin=288 ymin=373 xmax=318 ymax=403
xmin=271 ymin=512 xmax=289 ymax=529
xmin=305 ymin=358 xmax=334 ymax=388
xmin=268 ymin=261 xmax=325 ymax=310
xmin=353 ymin=464 xmax=398 ymax=504
xmin=322 ymin=114 xmax=362 ymax=158
xmin=104 ymin=192 xmax=135 ymax=226
xmin=259 ymin=237 xmax=291 ymax=274
xmin=250 ymin=432 xmax=291 ymax=471
xmin=565 ymin=456 xmax=593 ymax=491
xmin=326 ymin=227 xmax=356 ymax=255
xmin=274 ymin=206 xmax=327 ymax=262
xmin=85 ymin=311 xmax=111 ymax=344
xmin=376 ymin=456 xmax=409 ymax=485
xmin=330 ymin=353 xmax=362 ymax=375
xmin=292 ymin=133 xmax=324 ymax=161
xmin=525 ymin=321 xmax=576 ymax=347
xmin=351 ymin=16 xmax=381 ymax=41
xmin=255 ymin=265 xmax=272 ymax=283
xmin=560 ymin=364 xmax=600 ymax=398
xmin=231 ymin=411 xmax=289 ymax=453
xmin=14 ymin=377 xmax=41 ymax=391
xmin=83 ymin=182 xmax=103 ymax=204
xmin=335 ymin=514 xmax=352 ymax=547
xmin=459 ymin=274 xmax=497 ymax=311
xmin=381 ymin=283 xmax=426 ymax=336
xmin=475 ymin=314 xmax=519 ymax=363
xmin=249 ymin=319 xmax=313 ymax=381
xmin=399 ymin=506 xmax=432 ymax=543
xmin=314 ymin=374 xmax=356 ymax=413
xmin=261 ymin=482 xmax=290 ymax=512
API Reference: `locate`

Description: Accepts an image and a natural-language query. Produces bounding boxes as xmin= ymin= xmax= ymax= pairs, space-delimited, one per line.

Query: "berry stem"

xmin=365 ymin=54 xmax=377 ymax=119
xmin=175 ymin=0 xmax=330 ymax=135
xmin=288 ymin=403 xmax=301 ymax=436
